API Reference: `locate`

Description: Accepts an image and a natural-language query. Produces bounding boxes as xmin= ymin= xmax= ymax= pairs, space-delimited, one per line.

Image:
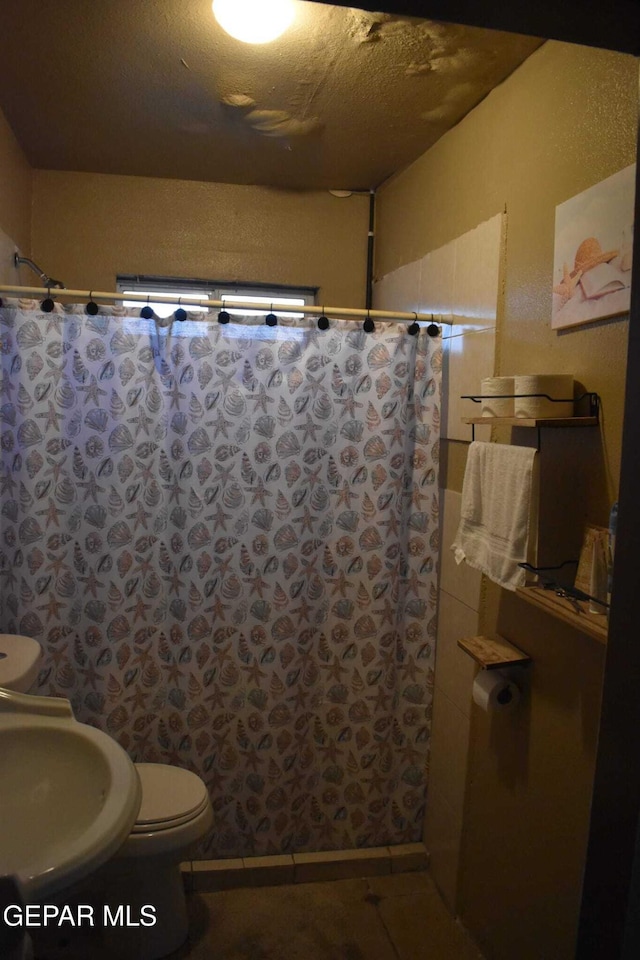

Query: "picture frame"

xmin=551 ymin=163 xmax=635 ymax=330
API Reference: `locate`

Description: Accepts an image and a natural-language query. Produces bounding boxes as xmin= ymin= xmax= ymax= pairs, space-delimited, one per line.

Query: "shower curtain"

xmin=0 ymin=298 xmax=441 ymax=857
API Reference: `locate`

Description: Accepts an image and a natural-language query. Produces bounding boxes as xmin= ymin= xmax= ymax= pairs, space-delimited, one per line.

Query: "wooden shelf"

xmin=515 ymin=586 xmax=607 ymax=644
xmin=462 ymin=416 xmax=599 ymax=428
xmin=457 ymin=634 xmax=531 ymax=669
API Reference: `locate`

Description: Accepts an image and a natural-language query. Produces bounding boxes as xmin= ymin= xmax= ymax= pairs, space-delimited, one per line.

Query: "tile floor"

xmin=169 ymin=871 xmax=485 ymax=960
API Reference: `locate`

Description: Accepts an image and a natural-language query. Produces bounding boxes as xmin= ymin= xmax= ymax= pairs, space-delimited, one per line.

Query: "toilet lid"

xmin=132 ymin=763 xmax=210 ymax=831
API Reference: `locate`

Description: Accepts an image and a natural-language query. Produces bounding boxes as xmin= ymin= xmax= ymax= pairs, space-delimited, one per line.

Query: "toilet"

xmin=86 ymin=761 xmax=213 ymax=960
xmin=1 ymin=634 xmax=213 ymax=960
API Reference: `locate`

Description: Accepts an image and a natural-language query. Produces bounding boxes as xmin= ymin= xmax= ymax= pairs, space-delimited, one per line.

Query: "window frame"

xmin=116 ymin=275 xmax=318 ymax=319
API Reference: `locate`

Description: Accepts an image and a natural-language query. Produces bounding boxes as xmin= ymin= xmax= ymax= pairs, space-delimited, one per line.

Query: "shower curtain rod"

xmin=0 ymin=284 xmax=453 ymax=326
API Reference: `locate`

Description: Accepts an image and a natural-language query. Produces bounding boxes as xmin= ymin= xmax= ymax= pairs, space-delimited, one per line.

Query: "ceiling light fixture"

xmin=212 ymin=0 xmax=295 ymax=44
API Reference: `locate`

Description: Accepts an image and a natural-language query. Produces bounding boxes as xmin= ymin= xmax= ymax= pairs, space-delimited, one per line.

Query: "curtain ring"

xmin=318 ymin=305 xmax=329 ymax=331
xmin=426 ymin=312 xmax=440 ymax=337
xmin=265 ymin=302 xmax=277 ymax=327
xmin=86 ymin=291 xmax=99 ymax=316
xmin=42 ymin=285 xmax=55 ymax=313
xmin=141 ymin=294 xmax=154 ymax=320
xmin=408 ymin=311 xmax=420 ymax=336
xmin=363 ymin=309 xmax=374 ymax=333
xmin=174 ymin=296 xmax=187 ymax=322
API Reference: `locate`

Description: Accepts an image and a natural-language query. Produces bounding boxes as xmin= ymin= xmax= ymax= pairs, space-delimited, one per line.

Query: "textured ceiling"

xmin=0 ymin=0 xmax=542 ymax=191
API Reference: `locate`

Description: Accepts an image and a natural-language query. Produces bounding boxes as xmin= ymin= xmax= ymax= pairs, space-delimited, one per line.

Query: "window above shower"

xmin=116 ymin=275 xmax=317 ymax=320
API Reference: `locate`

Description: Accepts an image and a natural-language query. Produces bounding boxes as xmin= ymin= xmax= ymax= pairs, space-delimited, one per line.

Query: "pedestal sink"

xmin=0 ymin=688 xmax=141 ymax=899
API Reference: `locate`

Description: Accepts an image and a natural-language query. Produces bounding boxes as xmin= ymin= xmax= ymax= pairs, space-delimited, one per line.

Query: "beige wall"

xmin=31 ymin=170 xmax=369 ymax=306
xmin=375 ymin=40 xmax=638 ymax=960
xmin=377 ymin=40 xmax=636 ymax=502
xmin=0 ymin=104 xmax=32 ymax=275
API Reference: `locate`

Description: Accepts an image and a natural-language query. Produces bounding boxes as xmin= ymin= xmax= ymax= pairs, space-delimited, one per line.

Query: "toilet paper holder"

xmin=457 ymin=634 xmax=532 ymax=671
xmin=459 ymin=636 xmax=531 ymax=714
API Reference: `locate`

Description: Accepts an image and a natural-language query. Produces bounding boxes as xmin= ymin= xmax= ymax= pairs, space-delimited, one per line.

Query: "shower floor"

xmin=169 ymin=871 xmax=485 ymax=959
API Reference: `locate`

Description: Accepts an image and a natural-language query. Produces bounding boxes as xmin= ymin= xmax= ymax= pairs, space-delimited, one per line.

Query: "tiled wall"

xmin=424 ymin=491 xmax=481 ymax=910
xmin=374 ymin=214 xmax=502 ymax=442
xmin=374 ymin=212 xmax=504 ymax=912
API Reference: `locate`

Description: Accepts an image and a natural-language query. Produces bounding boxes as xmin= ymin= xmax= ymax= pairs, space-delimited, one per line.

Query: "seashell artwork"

xmin=252 ymin=507 xmax=274 ymax=532
xmin=33 ymin=383 xmax=51 ymax=404
xmin=359 ymin=526 xmax=382 ymax=552
xmin=19 ymin=516 xmax=43 ymax=545
xmin=287 ymin=368 xmax=303 ymax=394
xmin=293 ymin=395 xmax=310 ymax=417
xmin=108 ymin=423 xmax=134 ymax=453
xmin=222 ymin=482 xmax=245 ymax=510
xmin=17 ymin=419 xmax=43 ymax=448
xmin=355 ymin=373 xmax=372 ymax=395
xmin=335 ymin=510 xmax=361 ymax=538
xmin=26 ymin=352 xmax=44 ymax=381
xmin=275 ymin=431 xmax=300 ymax=460
xmin=17 ymin=319 xmax=44 ymax=350
xmin=254 ymin=415 xmax=276 ymax=439
xmin=224 ymin=390 xmax=247 ymax=418
xmin=278 ymin=340 xmax=302 ymax=366
xmin=312 ymin=393 xmax=333 ymax=421
xmin=367 ymin=343 xmax=392 ymax=369
xmin=339 ymin=445 xmax=359 ymax=468
xmin=353 ymin=466 xmax=372 ymax=489
xmin=364 ymin=436 xmax=387 ymax=461
xmin=340 ymin=419 xmax=364 ymax=443
xmin=25 ymin=450 xmax=44 ymax=480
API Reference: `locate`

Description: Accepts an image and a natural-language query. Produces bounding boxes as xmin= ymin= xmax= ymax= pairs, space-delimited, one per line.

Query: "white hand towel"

xmin=451 ymin=441 xmax=537 ymax=591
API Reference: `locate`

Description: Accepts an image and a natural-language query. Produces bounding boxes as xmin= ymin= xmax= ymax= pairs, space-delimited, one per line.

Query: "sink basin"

xmin=0 ymin=688 xmax=141 ymax=899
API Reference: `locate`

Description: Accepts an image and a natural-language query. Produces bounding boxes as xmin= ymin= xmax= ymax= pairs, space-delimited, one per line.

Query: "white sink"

xmin=0 ymin=688 xmax=141 ymax=898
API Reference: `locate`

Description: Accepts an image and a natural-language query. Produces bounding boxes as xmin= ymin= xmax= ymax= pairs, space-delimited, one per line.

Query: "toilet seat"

xmin=131 ymin=763 xmax=210 ymax=833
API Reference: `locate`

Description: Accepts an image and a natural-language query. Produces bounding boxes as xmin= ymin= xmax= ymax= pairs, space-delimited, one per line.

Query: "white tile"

xmin=439 ymin=490 xmax=482 ymax=611
xmin=452 ymin=213 xmax=503 ymax=335
xmin=429 ymin=687 xmax=471 ymax=816
xmin=435 ymin=590 xmax=478 ymax=716
xmin=418 ymin=240 xmax=456 ymax=336
xmin=374 ymin=259 xmax=421 ymax=316
xmin=442 ymin=328 xmax=496 ymax=441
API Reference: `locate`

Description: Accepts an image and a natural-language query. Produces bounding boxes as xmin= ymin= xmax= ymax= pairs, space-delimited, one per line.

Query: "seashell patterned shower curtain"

xmin=0 ymin=298 xmax=441 ymax=857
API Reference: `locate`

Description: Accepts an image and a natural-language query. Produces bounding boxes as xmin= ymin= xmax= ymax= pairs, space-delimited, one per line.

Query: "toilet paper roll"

xmin=513 ymin=375 xmax=574 ymax=418
xmin=480 ymin=377 xmax=515 ymax=418
xmin=472 ymin=669 xmax=520 ymax=712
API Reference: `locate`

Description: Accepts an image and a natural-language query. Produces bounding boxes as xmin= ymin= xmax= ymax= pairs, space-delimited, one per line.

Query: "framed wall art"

xmin=551 ymin=163 xmax=635 ymax=329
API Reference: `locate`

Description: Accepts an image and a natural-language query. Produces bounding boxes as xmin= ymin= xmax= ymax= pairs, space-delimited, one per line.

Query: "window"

xmin=117 ymin=276 xmax=317 ymax=320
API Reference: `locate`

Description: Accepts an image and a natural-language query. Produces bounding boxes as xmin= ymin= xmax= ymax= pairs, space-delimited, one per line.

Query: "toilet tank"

xmin=0 ymin=635 xmax=42 ymax=692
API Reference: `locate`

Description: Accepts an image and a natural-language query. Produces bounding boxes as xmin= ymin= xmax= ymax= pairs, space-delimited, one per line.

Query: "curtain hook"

xmin=86 ymin=291 xmax=99 ymax=316
xmin=408 ymin=311 xmax=420 ymax=336
xmin=265 ymin=301 xmax=277 ymax=327
xmin=41 ymin=284 xmax=55 ymax=313
xmin=318 ymin=305 xmax=329 ymax=331
xmin=363 ymin=309 xmax=374 ymax=333
xmin=174 ymin=296 xmax=187 ymax=323
xmin=141 ymin=294 xmax=154 ymax=320
xmin=426 ymin=312 xmax=440 ymax=337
